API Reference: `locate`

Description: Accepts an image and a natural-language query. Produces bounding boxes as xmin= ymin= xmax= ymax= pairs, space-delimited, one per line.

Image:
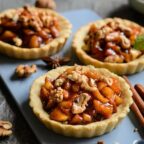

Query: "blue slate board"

xmin=0 ymin=9 xmax=143 ymax=144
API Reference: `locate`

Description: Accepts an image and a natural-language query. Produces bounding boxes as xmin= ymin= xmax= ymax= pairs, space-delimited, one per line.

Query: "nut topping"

xmin=0 ymin=120 xmax=12 ymax=137
xmin=0 ymin=6 xmax=60 ymax=48
xmin=84 ymin=19 xmax=143 ymax=63
xmin=120 ymin=34 xmax=131 ymax=49
xmin=72 ymin=93 xmax=91 ymax=114
xmin=15 ymin=64 xmax=37 ymax=78
xmin=50 ymin=87 xmax=64 ymax=103
xmin=54 ymin=78 xmax=65 ymax=87
xmin=13 ymin=37 xmax=22 ymax=46
xmin=40 ymin=66 xmax=123 ymax=125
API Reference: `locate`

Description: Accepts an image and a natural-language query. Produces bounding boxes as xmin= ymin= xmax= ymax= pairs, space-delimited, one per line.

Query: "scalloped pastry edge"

xmin=29 ymin=65 xmax=133 ymax=138
xmin=72 ymin=18 xmax=144 ymax=75
xmin=0 ymin=7 xmax=72 ymax=59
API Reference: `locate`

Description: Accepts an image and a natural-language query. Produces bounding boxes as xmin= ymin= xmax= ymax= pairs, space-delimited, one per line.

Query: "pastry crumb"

xmin=133 ymin=128 xmax=138 ymax=132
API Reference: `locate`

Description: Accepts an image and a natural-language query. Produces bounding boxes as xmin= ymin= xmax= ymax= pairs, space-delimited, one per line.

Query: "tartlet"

xmin=0 ymin=6 xmax=72 ymax=59
xmin=29 ymin=65 xmax=133 ymax=138
xmin=73 ymin=18 xmax=144 ymax=75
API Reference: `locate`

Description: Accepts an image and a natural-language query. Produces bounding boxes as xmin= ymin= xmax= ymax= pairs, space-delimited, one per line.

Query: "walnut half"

xmin=72 ymin=93 xmax=91 ymax=114
xmin=15 ymin=64 xmax=37 ymax=78
xmin=0 ymin=120 xmax=12 ymax=137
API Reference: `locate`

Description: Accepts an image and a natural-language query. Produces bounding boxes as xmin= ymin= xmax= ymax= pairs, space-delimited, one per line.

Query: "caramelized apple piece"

xmin=70 ymin=93 xmax=79 ymax=101
xmin=71 ymin=114 xmax=83 ymax=124
xmin=63 ymin=81 xmax=71 ymax=90
xmin=92 ymin=89 xmax=109 ymax=103
xmin=59 ymin=100 xmax=72 ymax=114
xmin=115 ymin=95 xmax=123 ymax=106
xmin=97 ymin=81 xmax=107 ymax=91
xmin=63 ymin=89 xmax=69 ymax=99
xmin=59 ymin=101 xmax=72 ymax=109
xmin=101 ymin=87 xmax=114 ymax=99
xmin=44 ymin=77 xmax=53 ymax=90
xmin=29 ymin=35 xmax=41 ymax=48
xmin=82 ymin=113 xmax=92 ymax=123
xmin=50 ymin=108 xmax=69 ymax=122
xmin=40 ymin=86 xmax=49 ymax=101
xmin=101 ymin=86 xmax=123 ymax=107
xmin=45 ymin=99 xmax=52 ymax=109
xmin=93 ymin=100 xmax=113 ymax=118
xmin=84 ymin=71 xmax=99 ymax=79
xmin=0 ymin=30 xmax=16 ymax=41
xmin=65 ymin=67 xmax=75 ymax=74
xmin=111 ymin=78 xmax=121 ymax=94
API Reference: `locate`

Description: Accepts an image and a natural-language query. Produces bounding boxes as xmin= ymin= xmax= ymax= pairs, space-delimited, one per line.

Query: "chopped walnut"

xmin=54 ymin=78 xmax=65 ymax=87
xmin=120 ymin=34 xmax=131 ymax=49
xmin=0 ymin=120 xmax=12 ymax=137
xmin=89 ymin=78 xmax=96 ymax=87
xmin=102 ymin=26 xmax=113 ymax=35
xmin=50 ymin=87 xmax=64 ymax=103
xmin=72 ymin=93 xmax=91 ymax=114
xmin=81 ymin=81 xmax=97 ymax=92
xmin=68 ymin=71 xmax=88 ymax=84
xmin=15 ymin=64 xmax=37 ymax=78
xmin=118 ymin=24 xmax=132 ymax=36
xmin=100 ymin=77 xmax=113 ymax=86
xmin=13 ymin=37 xmax=22 ymax=46
xmin=67 ymin=71 xmax=81 ymax=82
xmin=12 ymin=14 xmax=19 ymax=22
xmin=107 ymin=20 xmax=118 ymax=30
xmin=105 ymin=31 xmax=120 ymax=42
xmin=104 ymin=55 xmax=124 ymax=63
xmin=67 ymin=70 xmax=97 ymax=92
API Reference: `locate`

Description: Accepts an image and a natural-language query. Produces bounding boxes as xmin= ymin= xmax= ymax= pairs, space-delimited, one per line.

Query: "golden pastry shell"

xmin=29 ymin=65 xmax=133 ymax=138
xmin=72 ymin=18 xmax=144 ymax=75
xmin=0 ymin=7 xmax=72 ymax=59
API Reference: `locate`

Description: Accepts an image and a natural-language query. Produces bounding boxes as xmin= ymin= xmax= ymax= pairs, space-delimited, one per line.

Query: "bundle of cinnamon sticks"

xmin=123 ymin=76 xmax=144 ymax=127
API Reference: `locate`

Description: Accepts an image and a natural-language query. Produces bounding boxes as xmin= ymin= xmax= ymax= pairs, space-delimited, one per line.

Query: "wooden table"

xmin=0 ymin=0 xmax=144 ymax=143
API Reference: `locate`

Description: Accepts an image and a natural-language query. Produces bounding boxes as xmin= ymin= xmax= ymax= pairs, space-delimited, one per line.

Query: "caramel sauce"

xmin=40 ymin=67 xmax=123 ymax=125
xmin=0 ymin=6 xmax=60 ymax=48
xmin=84 ymin=22 xmax=142 ymax=63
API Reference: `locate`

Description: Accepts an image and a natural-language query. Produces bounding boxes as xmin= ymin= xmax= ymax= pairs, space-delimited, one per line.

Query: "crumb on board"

xmin=133 ymin=128 xmax=138 ymax=132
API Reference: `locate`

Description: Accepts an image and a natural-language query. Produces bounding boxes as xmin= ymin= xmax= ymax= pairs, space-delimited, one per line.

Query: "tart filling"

xmin=73 ymin=18 xmax=144 ymax=75
xmin=0 ymin=6 xmax=71 ymax=59
xmin=29 ymin=65 xmax=133 ymax=137
xmin=40 ymin=66 xmax=123 ymax=124
xmin=0 ymin=6 xmax=60 ymax=48
xmin=83 ymin=20 xmax=143 ymax=63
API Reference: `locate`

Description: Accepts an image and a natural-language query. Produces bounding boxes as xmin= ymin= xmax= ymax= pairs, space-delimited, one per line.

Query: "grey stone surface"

xmin=0 ymin=0 xmax=143 ymax=143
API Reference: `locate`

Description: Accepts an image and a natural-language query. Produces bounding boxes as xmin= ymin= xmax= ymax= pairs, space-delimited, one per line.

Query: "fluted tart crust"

xmin=73 ymin=18 xmax=144 ymax=75
xmin=29 ymin=65 xmax=133 ymax=138
xmin=0 ymin=6 xmax=72 ymax=59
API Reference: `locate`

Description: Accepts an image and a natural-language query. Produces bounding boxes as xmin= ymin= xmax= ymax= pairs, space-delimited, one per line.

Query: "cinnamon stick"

xmin=123 ymin=76 xmax=144 ymax=115
xmin=131 ymin=102 xmax=144 ymax=127
xmin=135 ymin=84 xmax=144 ymax=100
